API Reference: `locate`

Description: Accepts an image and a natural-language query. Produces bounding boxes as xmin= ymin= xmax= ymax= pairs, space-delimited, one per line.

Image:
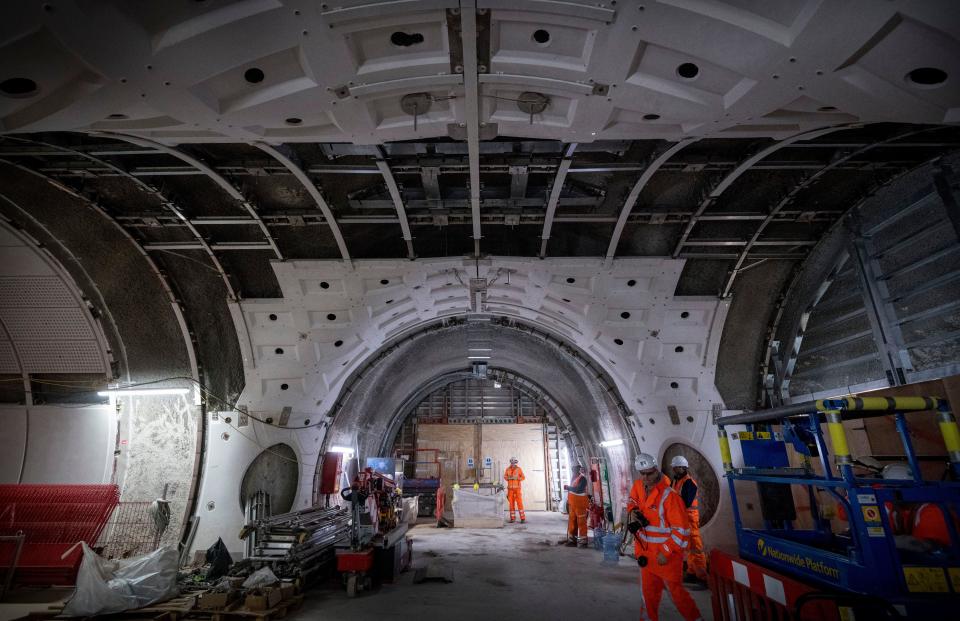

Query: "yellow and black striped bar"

xmin=815 ymin=396 xmax=941 ymax=412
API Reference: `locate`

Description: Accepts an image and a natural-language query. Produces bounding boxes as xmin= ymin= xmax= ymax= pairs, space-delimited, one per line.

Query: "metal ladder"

xmin=546 ymin=424 xmax=567 ymax=511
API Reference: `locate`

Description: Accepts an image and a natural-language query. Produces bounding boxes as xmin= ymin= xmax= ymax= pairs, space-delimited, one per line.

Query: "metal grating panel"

xmin=0 ymin=307 xmax=96 ymax=341
xmin=16 ymin=341 xmax=106 ymax=373
xmin=0 ymin=338 xmax=19 ymax=373
xmin=0 ymin=277 xmax=76 ymax=308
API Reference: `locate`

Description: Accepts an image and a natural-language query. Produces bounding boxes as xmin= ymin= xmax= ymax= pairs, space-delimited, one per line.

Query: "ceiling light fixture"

xmin=97 ymin=388 xmax=190 ymax=397
xmin=599 ymin=438 xmax=624 ymax=448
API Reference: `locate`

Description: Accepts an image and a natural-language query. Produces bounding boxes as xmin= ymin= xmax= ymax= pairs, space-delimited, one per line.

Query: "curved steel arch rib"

xmin=93 ymin=132 xmax=283 ymax=261
xmin=671 ymin=125 xmax=853 ymax=258
xmin=254 ymin=142 xmax=353 ymax=266
xmin=604 ymin=138 xmax=698 ymax=266
xmin=720 ymin=126 xmax=943 ymax=298
xmin=0 ymin=135 xmax=239 ymax=301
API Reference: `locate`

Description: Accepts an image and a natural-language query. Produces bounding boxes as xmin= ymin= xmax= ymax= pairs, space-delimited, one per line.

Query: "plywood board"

xmin=416 ymin=424 xmax=475 ymax=517
xmin=481 ymin=424 xmax=548 ymax=511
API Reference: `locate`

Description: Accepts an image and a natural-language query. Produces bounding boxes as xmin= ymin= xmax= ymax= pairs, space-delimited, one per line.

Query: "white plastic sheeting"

xmin=453 ymin=488 xmax=505 ymax=528
xmin=62 ymin=543 xmax=179 ymax=617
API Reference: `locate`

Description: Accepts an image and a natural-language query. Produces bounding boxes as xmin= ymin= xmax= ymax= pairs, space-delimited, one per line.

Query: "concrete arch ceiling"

xmin=323 ymin=322 xmax=629 ymax=464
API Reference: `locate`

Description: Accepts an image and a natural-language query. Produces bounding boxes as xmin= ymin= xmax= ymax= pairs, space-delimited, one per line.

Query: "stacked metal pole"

xmin=240 ymin=506 xmax=350 ymax=581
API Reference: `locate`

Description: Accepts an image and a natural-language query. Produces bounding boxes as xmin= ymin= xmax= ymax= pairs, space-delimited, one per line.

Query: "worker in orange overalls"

xmin=564 ymin=464 xmax=589 ymax=547
xmin=504 ymin=457 xmax=526 ymax=523
xmin=628 ymin=453 xmax=703 ymax=621
xmin=670 ymin=455 xmax=707 ymax=584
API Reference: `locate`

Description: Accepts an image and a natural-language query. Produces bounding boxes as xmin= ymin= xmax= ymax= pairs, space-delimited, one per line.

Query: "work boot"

xmin=564 ymin=539 xmax=577 ymax=547
xmin=577 ymin=540 xmax=588 ymax=548
xmin=520 ymin=518 xmax=526 ymax=524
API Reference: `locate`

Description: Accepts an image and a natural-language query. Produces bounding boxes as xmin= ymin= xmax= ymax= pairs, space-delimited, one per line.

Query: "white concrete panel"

xmin=20 ymin=405 xmax=115 ymax=484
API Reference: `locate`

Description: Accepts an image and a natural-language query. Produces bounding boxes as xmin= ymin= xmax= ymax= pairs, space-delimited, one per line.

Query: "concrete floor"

xmin=294 ymin=512 xmax=713 ymax=620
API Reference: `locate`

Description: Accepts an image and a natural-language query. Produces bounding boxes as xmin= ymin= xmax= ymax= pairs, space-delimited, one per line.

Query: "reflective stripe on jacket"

xmin=628 ymin=477 xmax=691 ymax=556
xmin=504 ymin=465 xmax=525 ymax=490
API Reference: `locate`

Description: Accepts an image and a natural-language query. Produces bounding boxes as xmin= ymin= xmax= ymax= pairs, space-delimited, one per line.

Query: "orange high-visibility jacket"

xmin=671 ymin=473 xmax=699 ymax=511
xmin=504 ymin=465 xmax=525 ymax=490
xmin=627 ymin=477 xmax=691 ymax=558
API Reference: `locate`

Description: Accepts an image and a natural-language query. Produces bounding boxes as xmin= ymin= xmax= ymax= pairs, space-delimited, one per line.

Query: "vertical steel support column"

xmin=849 ymin=229 xmax=912 ymax=385
xmin=893 ymin=412 xmax=923 ymax=483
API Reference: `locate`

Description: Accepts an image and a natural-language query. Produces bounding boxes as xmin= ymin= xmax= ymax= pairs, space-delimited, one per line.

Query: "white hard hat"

xmin=671 ymin=455 xmax=689 ymax=468
xmin=881 ymin=463 xmax=912 ymax=480
xmin=509 ymin=457 xmax=518 ymax=463
xmin=634 ymin=453 xmax=658 ymax=471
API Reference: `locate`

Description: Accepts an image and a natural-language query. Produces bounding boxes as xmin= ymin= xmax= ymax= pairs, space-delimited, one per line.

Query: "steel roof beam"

xmin=93 ymin=132 xmax=283 ymax=261
xmin=253 ymin=142 xmax=352 ymax=266
xmin=605 ymin=138 xmax=697 ymax=266
xmin=720 ymin=127 xmax=940 ymax=297
xmin=671 ymin=125 xmax=851 ymax=258
xmin=539 ymin=143 xmax=578 ymax=258
xmin=375 ymin=146 xmax=415 ymax=259
xmin=461 ymin=0 xmax=482 ymax=257
xmin=0 ymin=135 xmax=238 ymax=300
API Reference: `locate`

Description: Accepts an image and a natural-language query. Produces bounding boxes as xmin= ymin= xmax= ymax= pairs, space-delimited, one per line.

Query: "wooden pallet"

xmin=196 ymin=595 xmax=304 ymax=621
xmin=19 ymin=594 xmax=198 ymax=621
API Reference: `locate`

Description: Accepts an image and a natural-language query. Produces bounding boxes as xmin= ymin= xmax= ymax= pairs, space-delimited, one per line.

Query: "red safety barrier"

xmin=0 ymin=484 xmax=119 ymax=586
xmin=709 ymin=549 xmax=842 ymax=621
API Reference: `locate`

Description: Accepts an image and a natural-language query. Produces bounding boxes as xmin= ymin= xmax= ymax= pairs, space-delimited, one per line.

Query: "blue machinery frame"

xmin=715 ymin=397 xmax=960 ymax=615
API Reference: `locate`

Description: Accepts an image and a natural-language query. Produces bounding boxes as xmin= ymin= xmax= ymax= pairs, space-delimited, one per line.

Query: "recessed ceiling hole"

xmin=107 ymin=113 xmax=128 ymax=120
xmin=0 ymin=77 xmax=38 ymax=97
xmin=562 ymin=298 xmax=571 ymax=303
xmin=326 ymin=313 xmax=337 ymax=321
xmin=320 ymin=281 xmax=330 ymax=289
xmin=680 ymin=311 xmax=690 ymax=319
xmin=304 ymin=419 xmax=310 ymax=425
xmin=817 ymin=106 xmax=837 ymax=112
xmin=275 ymin=348 xmax=284 ymax=355
xmin=642 ymin=114 xmax=660 ymax=121
xmin=334 ymin=340 xmax=343 ymax=347
xmin=627 ymin=279 xmax=637 ymax=287
xmin=677 ymin=63 xmax=699 ymax=79
xmin=285 ymin=117 xmax=302 ymax=125
xmin=265 ymin=417 xmax=274 ymax=424
xmin=386 ymin=299 xmax=393 ymax=304
xmin=391 ymin=31 xmax=424 ymax=47
xmin=224 ymin=417 xmax=232 ymax=424
xmin=674 ymin=346 xmax=684 ymax=353
xmin=620 ymin=311 xmax=631 ymax=319
xmin=244 ymin=68 xmax=265 ymax=83
xmin=280 ymin=384 xmax=289 ymax=391
xmin=614 ymin=338 xmax=624 ymax=346
xmin=906 ymin=67 xmax=947 ymax=87
xmin=532 ymin=29 xmax=550 ymax=45
xmin=789 ymin=57 xmax=797 ymax=63
xmin=649 ymin=418 xmax=656 ymax=425
xmin=670 ymin=381 xmax=679 ymax=389
xmin=380 ymin=279 xmax=390 ymax=285
xmin=566 ymin=277 xmax=576 ymax=284
xmin=268 ymin=314 xmax=278 ymax=321
xmin=686 ymin=416 xmax=694 ymax=422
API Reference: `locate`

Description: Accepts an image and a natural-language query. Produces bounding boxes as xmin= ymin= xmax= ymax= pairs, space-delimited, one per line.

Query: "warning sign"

xmin=903 ymin=567 xmax=949 ymax=593
xmin=756 ymin=431 xmax=772 ymax=440
xmin=861 ymin=505 xmax=882 ymax=524
xmin=866 ymin=527 xmax=885 ymax=538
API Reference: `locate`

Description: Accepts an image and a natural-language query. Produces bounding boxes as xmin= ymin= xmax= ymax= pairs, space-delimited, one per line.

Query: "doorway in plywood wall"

xmin=391 ymin=374 xmax=567 ymax=520
xmin=416 ymin=423 xmax=549 ymax=511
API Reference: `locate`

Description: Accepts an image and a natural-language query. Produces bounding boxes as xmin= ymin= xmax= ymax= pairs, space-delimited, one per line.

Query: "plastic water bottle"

xmin=602 ymin=532 xmax=620 ymax=564
xmin=593 ymin=527 xmax=605 ymax=550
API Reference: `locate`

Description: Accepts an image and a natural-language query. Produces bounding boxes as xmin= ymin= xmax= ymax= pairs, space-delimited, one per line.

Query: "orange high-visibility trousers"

xmin=507 ymin=489 xmax=525 ymax=521
xmin=685 ymin=509 xmax=707 ymax=579
xmin=639 ymin=553 xmax=702 ymax=621
xmin=567 ymin=494 xmax=589 ymax=542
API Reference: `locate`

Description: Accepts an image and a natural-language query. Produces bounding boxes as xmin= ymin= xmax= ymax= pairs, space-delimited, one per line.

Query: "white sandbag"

xmin=62 ymin=543 xmax=179 ymax=617
xmin=402 ymin=496 xmax=419 ymax=525
xmin=241 ymin=566 xmax=279 ymax=589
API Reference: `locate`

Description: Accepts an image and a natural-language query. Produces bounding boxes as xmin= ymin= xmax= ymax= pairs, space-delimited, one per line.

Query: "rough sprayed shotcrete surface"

xmin=121 ymin=396 xmax=199 ymax=547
